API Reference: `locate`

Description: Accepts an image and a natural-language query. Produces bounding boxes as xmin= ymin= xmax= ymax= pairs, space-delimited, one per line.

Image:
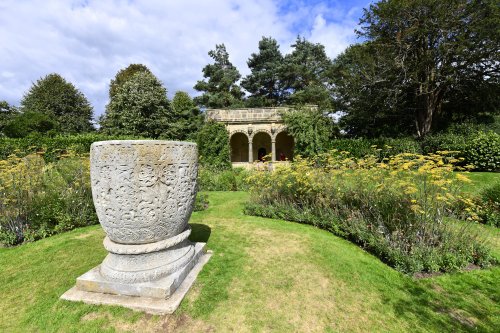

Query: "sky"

xmin=0 ymin=0 xmax=370 ymax=118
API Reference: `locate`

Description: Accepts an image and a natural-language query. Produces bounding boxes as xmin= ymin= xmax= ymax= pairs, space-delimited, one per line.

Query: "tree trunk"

xmin=415 ymin=90 xmax=443 ymax=138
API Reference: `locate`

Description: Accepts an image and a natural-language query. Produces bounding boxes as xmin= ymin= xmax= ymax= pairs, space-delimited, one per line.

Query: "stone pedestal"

xmin=60 ymin=140 xmax=211 ymax=314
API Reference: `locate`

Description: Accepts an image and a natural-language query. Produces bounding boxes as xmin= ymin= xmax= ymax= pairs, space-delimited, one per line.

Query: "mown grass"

xmin=0 ymin=192 xmax=499 ymax=332
xmin=460 ymin=172 xmax=500 ymax=195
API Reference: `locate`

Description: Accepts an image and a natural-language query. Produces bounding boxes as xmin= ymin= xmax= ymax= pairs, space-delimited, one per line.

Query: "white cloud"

xmin=0 ymin=0 xmax=360 ymax=118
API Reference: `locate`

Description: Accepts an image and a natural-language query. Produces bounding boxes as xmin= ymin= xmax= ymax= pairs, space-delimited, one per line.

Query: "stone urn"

xmin=61 ymin=140 xmax=212 ymax=314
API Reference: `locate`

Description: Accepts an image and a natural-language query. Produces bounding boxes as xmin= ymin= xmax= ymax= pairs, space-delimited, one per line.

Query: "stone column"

xmin=271 ymin=140 xmax=276 ymax=162
xmin=248 ymin=140 xmax=253 ymax=163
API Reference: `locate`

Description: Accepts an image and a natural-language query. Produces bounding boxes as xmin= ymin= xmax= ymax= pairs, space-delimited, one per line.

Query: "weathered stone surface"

xmin=91 ymin=140 xmax=198 ymax=245
xmin=61 ymin=140 xmax=210 ymax=314
xmin=61 ymin=249 xmax=213 ymax=315
xmin=73 ymin=243 xmax=208 ymax=299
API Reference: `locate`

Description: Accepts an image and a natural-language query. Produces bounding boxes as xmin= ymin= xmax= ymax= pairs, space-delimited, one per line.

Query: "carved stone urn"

xmin=61 ymin=140 xmax=212 ymax=314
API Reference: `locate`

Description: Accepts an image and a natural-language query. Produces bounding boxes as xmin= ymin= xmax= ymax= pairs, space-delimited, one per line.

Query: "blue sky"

xmin=0 ymin=0 xmax=371 ymax=118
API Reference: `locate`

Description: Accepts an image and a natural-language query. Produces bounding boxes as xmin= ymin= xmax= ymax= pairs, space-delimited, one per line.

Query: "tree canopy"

xmin=168 ymin=91 xmax=203 ymax=140
xmin=281 ymin=37 xmax=334 ymax=108
xmin=109 ymin=64 xmax=153 ymax=99
xmin=20 ymin=73 xmax=94 ymax=133
xmin=356 ymin=0 xmax=500 ymax=137
xmin=194 ymin=44 xmax=244 ymax=108
xmin=100 ymin=71 xmax=171 ymax=138
xmin=241 ymin=37 xmax=286 ymax=107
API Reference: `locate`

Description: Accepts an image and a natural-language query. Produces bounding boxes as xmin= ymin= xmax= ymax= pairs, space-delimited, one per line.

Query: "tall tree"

xmin=281 ymin=37 xmax=334 ymax=108
xmin=332 ymin=42 xmax=415 ymax=137
xmin=109 ymin=64 xmax=152 ymax=98
xmin=0 ymin=101 xmax=16 ymax=136
xmin=100 ymin=71 xmax=171 ymax=138
xmin=358 ymin=0 xmax=500 ymax=137
xmin=20 ymin=73 xmax=94 ymax=133
xmin=241 ymin=37 xmax=286 ymax=107
xmin=194 ymin=44 xmax=244 ymax=108
xmin=168 ymin=91 xmax=203 ymax=140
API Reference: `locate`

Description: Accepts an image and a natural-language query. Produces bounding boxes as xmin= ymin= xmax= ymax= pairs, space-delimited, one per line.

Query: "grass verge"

xmin=0 ymin=192 xmax=498 ymax=332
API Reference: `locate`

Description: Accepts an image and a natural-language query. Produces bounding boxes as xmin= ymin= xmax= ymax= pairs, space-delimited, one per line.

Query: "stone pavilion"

xmin=206 ymin=107 xmax=295 ymax=167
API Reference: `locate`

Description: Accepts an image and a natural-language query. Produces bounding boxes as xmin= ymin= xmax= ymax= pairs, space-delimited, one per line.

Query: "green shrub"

xmin=476 ymin=182 xmax=500 ymax=227
xmin=0 ymin=153 xmax=97 ymax=246
xmin=195 ymin=120 xmax=231 ymax=170
xmin=198 ymin=167 xmax=250 ymax=191
xmin=463 ymin=131 xmax=500 ymax=171
xmin=420 ymin=132 xmax=468 ymax=156
xmin=329 ymin=137 xmax=421 ymax=159
xmin=3 ymin=111 xmax=59 ymax=138
xmin=245 ymin=152 xmax=493 ymax=274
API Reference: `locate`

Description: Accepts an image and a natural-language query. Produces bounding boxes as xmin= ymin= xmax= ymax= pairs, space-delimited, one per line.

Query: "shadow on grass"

xmin=384 ymin=270 xmax=500 ymax=332
xmin=189 ymin=223 xmax=211 ymax=243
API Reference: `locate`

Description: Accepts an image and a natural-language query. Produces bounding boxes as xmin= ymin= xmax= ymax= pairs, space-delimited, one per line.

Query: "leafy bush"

xmin=198 ymin=167 xmax=250 ymax=191
xmin=245 ymin=152 xmax=493 ymax=274
xmin=463 ymin=131 xmax=500 ymax=171
xmin=421 ymin=132 xmax=468 ymax=157
xmin=476 ymin=182 xmax=500 ymax=227
xmin=3 ymin=111 xmax=59 ymax=138
xmin=195 ymin=120 xmax=231 ymax=170
xmin=0 ymin=152 xmax=97 ymax=246
xmin=330 ymin=137 xmax=421 ymax=158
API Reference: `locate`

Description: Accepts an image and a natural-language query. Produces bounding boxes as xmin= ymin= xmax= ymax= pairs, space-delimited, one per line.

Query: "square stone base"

xmin=61 ymin=242 xmax=212 ymax=315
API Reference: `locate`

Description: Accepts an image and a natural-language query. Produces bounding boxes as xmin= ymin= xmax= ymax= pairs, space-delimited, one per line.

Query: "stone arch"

xmin=249 ymin=128 xmax=272 ymax=142
xmin=229 ymin=131 xmax=249 ymax=162
xmin=252 ymin=131 xmax=272 ymax=162
xmin=275 ymin=130 xmax=294 ymax=161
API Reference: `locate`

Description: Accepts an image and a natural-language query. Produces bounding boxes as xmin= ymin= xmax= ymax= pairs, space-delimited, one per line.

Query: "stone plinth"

xmin=60 ymin=140 xmax=211 ymax=314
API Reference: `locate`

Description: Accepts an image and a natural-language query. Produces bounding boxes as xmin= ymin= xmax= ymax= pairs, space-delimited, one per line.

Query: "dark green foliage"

xmin=100 ymin=71 xmax=171 ymax=138
xmin=194 ymin=44 xmax=244 ymax=108
xmin=3 ymin=111 xmax=58 ymax=138
xmin=166 ymin=91 xmax=203 ymax=140
xmin=356 ymin=0 xmax=500 ymax=137
xmin=109 ymin=64 xmax=152 ymax=98
xmin=241 ymin=37 xmax=287 ymax=107
xmin=477 ymin=182 xmax=500 ymax=227
xmin=280 ymin=107 xmax=336 ymax=158
xmin=330 ymin=137 xmax=422 ymax=158
xmin=198 ymin=167 xmax=250 ymax=191
xmin=195 ymin=120 xmax=231 ymax=170
xmin=0 ymin=101 xmax=17 ymax=136
xmin=332 ymin=42 xmax=415 ymax=137
xmin=20 ymin=73 xmax=94 ymax=133
xmin=281 ymin=37 xmax=334 ymax=108
xmin=464 ymin=131 xmax=500 ymax=171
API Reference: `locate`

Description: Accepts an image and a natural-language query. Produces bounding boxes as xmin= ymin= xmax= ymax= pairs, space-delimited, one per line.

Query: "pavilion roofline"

xmin=206 ymin=105 xmax=317 ymax=123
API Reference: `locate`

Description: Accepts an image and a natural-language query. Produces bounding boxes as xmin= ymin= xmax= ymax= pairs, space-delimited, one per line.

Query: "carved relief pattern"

xmin=90 ymin=141 xmax=198 ymax=245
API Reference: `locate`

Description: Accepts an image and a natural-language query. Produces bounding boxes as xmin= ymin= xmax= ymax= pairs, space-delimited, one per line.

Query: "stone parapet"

xmin=206 ymin=107 xmax=289 ymax=124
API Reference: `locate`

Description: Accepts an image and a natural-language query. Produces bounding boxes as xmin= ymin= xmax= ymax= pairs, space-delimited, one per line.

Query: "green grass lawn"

xmin=1 ymin=191 xmax=499 ymax=332
xmin=460 ymin=172 xmax=500 ymax=195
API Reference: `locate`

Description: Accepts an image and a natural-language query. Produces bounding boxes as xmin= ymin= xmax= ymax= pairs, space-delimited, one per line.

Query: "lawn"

xmin=461 ymin=172 xmax=500 ymax=195
xmin=0 ymin=191 xmax=499 ymax=332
